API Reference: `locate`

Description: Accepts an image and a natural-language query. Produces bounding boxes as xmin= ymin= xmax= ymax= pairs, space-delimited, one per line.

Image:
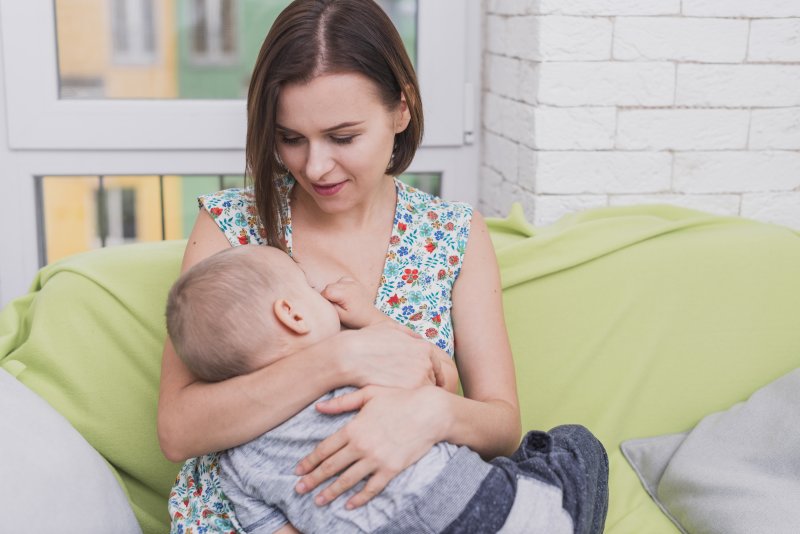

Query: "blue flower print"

xmin=402 ymin=305 xmax=415 ymax=316
xmin=408 ymin=291 xmax=423 ymax=305
xmin=437 ymin=339 xmax=447 ymax=349
xmin=435 ymin=230 xmax=445 ymax=241
xmin=420 ymin=223 xmax=433 ymax=237
xmin=403 ymin=213 xmax=413 ymax=223
xmin=398 ymin=246 xmax=409 ymax=257
xmin=385 ymin=262 xmax=400 ymax=278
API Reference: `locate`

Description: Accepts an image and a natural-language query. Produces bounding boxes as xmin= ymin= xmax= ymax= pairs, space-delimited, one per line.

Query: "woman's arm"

xmin=157 ymin=210 xmax=443 ymax=461
xmin=294 ymin=211 xmax=521 ymax=506
xmin=436 ymin=210 xmax=521 ymax=457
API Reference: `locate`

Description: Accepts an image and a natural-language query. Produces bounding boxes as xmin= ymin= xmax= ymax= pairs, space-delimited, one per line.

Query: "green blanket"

xmin=2 ymin=205 xmax=799 ymax=533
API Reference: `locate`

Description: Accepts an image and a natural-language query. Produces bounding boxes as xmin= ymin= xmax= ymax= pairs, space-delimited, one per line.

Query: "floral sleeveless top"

xmin=168 ymin=177 xmax=473 ymax=533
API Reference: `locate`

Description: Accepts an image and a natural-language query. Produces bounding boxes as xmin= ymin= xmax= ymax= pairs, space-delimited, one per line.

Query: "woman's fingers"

xmin=296 ymin=444 xmax=358 ymax=495
xmin=345 ymin=470 xmax=394 ymax=509
xmin=315 ymin=388 xmax=371 ymax=415
xmin=429 ymin=351 xmax=445 ymax=387
xmin=295 ymin=430 xmax=348 ymax=477
xmin=314 ymin=459 xmax=375 ymax=506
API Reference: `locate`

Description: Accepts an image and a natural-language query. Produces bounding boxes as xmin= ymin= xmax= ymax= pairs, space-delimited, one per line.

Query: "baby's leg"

xmin=493 ymin=425 xmax=609 ymax=534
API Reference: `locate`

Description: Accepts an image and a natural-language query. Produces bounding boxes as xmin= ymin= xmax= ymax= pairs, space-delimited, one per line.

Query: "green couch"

xmin=2 ymin=204 xmax=799 ymax=533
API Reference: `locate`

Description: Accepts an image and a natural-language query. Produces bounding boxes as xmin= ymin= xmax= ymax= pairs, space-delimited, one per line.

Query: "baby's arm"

xmin=322 ymin=277 xmax=460 ymax=394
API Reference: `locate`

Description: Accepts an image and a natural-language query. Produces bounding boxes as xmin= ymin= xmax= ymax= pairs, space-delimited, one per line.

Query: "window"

xmin=110 ymin=0 xmax=158 ymax=65
xmin=188 ymin=0 xmax=239 ymax=66
xmin=35 ymin=173 xmax=440 ymax=265
xmin=0 ymin=0 xmax=480 ymax=305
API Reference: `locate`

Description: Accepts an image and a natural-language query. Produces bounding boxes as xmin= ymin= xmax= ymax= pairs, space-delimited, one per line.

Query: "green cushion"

xmin=0 ymin=240 xmax=185 ymax=534
xmin=489 ymin=204 xmax=800 ymax=533
xmin=1 ymin=205 xmax=799 ymax=533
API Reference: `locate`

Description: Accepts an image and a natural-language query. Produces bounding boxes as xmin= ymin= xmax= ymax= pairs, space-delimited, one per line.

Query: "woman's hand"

xmin=294 ymin=385 xmax=447 ymax=509
xmin=337 ymin=322 xmax=446 ymax=389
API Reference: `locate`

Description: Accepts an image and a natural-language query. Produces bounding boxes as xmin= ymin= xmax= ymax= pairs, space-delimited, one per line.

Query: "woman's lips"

xmin=311 ymin=181 xmax=346 ymax=197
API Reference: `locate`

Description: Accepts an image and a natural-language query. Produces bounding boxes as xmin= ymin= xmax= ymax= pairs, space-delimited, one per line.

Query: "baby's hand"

xmin=321 ymin=277 xmax=389 ymax=329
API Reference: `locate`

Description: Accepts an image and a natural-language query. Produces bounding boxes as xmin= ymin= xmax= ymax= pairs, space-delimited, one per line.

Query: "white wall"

xmin=480 ymin=0 xmax=800 ymax=228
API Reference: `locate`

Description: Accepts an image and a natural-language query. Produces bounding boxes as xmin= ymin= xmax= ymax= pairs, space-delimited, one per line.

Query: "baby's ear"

xmin=273 ymin=299 xmax=310 ymax=335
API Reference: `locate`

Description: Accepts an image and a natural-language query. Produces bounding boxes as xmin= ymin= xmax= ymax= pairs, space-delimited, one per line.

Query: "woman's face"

xmin=275 ymin=72 xmax=410 ymax=215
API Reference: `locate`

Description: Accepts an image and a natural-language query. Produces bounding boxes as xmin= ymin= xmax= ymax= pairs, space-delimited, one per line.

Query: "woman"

xmin=160 ymin=0 xmax=570 ymax=532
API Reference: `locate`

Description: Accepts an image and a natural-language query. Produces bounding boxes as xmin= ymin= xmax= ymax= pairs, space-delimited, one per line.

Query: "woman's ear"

xmin=273 ymin=299 xmax=310 ymax=335
xmin=394 ymin=92 xmax=411 ymax=134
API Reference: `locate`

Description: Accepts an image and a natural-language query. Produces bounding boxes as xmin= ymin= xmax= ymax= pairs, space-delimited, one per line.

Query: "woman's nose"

xmin=304 ymin=141 xmax=335 ymax=181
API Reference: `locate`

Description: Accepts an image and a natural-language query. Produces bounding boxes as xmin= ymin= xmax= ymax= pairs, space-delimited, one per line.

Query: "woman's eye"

xmin=331 ymin=136 xmax=355 ymax=145
xmin=280 ymin=136 xmax=302 ymax=146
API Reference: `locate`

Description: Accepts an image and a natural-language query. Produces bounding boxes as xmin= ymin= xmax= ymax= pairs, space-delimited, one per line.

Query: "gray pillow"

xmin=0 ymin=368 xmax=141 ymax=533
xmin=621 ymin=368 xmax=800 ymax=534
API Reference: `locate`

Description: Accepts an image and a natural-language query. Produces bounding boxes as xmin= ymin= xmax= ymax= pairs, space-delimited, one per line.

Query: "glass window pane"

xmin=39 ymin=171 xmax=435 ymax=265
xmin=55 ymin=0 xmax=418 ymax=100
xmin=398 ymin=172 xmax=441 ymax=197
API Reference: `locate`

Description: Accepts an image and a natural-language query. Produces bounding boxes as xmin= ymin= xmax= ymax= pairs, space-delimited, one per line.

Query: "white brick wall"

xmin=481 ymin=1 xmax=800 ymax=229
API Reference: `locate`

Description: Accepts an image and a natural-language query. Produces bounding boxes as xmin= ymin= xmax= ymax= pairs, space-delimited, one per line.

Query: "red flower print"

xmin=432 ymin=314 xmax=441 ymax=325
xmin=427 ymin=211 xmax=438 ymax=221
xmin=437 ymin=269 xmax=446 ymax=280
xmin=410 ymin=312 xmax=423 ymax=321
xmin=238 ymin=234 xmax=249 ymax=245
xmin=425 ymin=242 xmax=436 ymax=253
xmin=390 ymin=235 xmax=401 ymax=245
xmin=210 ymin=207 xmax=223 ymax=217
xmin=402 ymin=268 xmax=419 ymax=284
xmin=202 ymin=509 xmax=214 ymax=518
xmin=398 ymin=222 xmax=407 ymax=233
xmin=173 ymin=512 xmax=184 ymax=520
xmin=425 ymin=327 xmax=438 ymax=339
xmin=247 ymin=206 xmax=257 ymax=215
xmin=445 ymin=222 xmax=455 ymax=231
xmin=448 ymin=255 xmax=459 ymax=266
xmin=387 ymin=294 xmax=401 ymax=307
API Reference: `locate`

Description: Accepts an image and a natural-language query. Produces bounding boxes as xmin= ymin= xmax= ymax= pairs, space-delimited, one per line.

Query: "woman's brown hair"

xmin=246 ymin=0 xmax=423 ymax=250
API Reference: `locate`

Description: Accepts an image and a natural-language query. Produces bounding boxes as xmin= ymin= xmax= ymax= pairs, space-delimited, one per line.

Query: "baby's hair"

xmin=166 ymin=246 xmax=281 ymax=382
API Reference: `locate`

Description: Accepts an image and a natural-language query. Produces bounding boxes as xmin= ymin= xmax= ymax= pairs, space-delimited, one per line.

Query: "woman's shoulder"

xmin=395 ymin=179 xmax=474 ymax=226
xmin=197 ymin=188 xmax=267 ymax=247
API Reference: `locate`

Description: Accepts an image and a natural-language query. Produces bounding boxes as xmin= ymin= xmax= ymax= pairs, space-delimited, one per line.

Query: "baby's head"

xmin=166 ymin=245 xmax=340 ymax=382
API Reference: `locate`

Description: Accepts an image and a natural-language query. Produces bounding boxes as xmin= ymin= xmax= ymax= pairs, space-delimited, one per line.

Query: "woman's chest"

xmin=291 ymin=232 xmax=390 ymax=301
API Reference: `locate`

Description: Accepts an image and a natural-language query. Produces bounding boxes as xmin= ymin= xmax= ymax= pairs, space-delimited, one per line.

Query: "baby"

xmin=166 ymin=245 xmax=608 ymax=534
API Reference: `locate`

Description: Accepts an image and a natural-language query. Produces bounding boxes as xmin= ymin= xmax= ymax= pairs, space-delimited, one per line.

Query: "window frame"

xmin=0 ymin=0 xmax=482 ymax=307
xmin=0 ymin=0 xmax=472 ymax=150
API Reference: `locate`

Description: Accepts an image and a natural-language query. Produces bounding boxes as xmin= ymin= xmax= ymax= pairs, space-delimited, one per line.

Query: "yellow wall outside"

xmin=44 ymin=176 xmax=183 ymax=264
xmin=55 ymin=0 xmax=178 ymax=98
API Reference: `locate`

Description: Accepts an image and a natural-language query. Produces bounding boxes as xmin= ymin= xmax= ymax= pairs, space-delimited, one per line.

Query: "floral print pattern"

xmin=170 ymin=177 xmax=472 ymax=532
